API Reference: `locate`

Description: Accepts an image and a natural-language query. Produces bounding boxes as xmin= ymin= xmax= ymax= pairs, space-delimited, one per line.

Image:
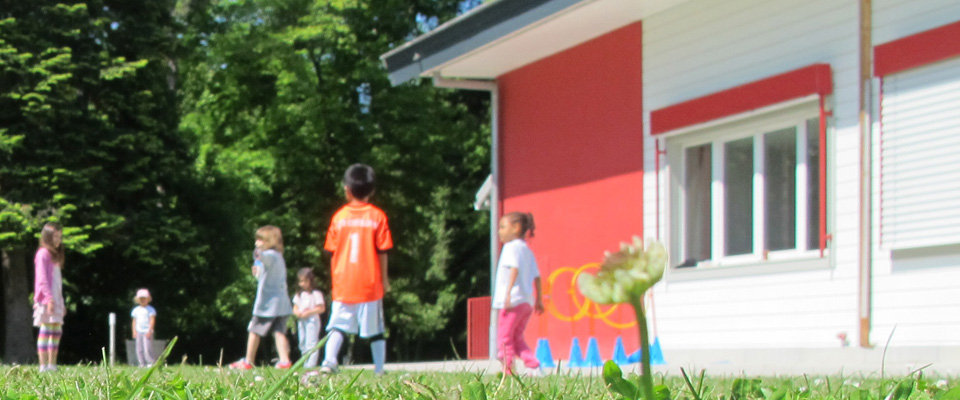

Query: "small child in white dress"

xmin=293 ymin=268 xmax=326 ymax=368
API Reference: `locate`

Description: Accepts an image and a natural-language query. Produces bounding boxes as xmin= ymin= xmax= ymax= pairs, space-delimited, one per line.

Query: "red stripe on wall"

xmin=874 ymin=20 xmax=960 ymax=77
xmin=650 ymin=64 xmax=833 ymax=135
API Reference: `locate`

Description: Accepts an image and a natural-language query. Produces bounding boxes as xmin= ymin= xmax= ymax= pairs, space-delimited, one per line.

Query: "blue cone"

xmin=650 ymin=337 xmax=666 ymax=365
xmin=535 ymin=338 xmax=556 ymax=368
xmin=626 ymin=349 xmax=642 ymax=363
xmin=567 ymin=338 xmax=585 ymax=368
xmin=584 ymin=337 xmax=603 ymax=367
xmin=611 ymin=336 xmax=630 ymax=365
xmin=624 ymin=338 xmax=666 ymax=365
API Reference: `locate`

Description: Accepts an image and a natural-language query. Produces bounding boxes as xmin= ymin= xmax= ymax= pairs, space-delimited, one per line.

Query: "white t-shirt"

xmin=131 ymin=305 xmax=157 ymax=333
xmin=292 ymin=290 xmax=325 ymax=323
xmin=492 ymin=239 xmax=540 ymax=309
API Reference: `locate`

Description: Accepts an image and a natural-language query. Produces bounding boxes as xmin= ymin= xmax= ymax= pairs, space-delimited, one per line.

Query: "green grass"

xmin=0 ymin=364 xmax=956 ymax=400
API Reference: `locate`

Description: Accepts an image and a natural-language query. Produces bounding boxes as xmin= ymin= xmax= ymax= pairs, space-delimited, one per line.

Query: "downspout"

xmin=654 ymin=139 xmax=665 ymax=241
xmin=432 ymin=73 xmax=501 ymax=359
xmin=858 ymin=0 xmax=874 ymax=348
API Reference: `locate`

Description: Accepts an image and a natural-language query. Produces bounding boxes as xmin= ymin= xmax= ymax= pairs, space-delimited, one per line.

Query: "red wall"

xmin=497 ymin=22 xmax=644 ymax=362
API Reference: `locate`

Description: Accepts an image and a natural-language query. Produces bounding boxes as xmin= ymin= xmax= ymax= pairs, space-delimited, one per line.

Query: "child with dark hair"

xmin=230 ymin=225 xmax=294 ymax=369
xmin=318 ymin=163 xmax=393 ymax=376
xmin=293 ymin=268 xmax=325 ymax=368
xmin=33 ymin=222 xmax=65 ymax=372
xmin=492 ymin=212 xmax=544 ymax=376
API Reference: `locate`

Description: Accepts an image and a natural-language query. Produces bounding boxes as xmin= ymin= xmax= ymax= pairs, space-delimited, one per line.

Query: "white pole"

xmin=108 ymin=312 xmax=116 ymax=366
xmin=431 ymin=74 xmax=501 ymax=360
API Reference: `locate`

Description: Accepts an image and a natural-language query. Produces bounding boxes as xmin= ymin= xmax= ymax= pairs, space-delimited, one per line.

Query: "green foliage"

xmin=260 ymin=333 xmax=328 ymax=399
xmin=3 ymin=0 xmax=489 ymax=364
xmin=0 ymin=367 xmax=956 ymax=400
xmin=462 ymin=381 xmax=488 ymax=400
xmin=680 ymin=367 xmax=707 ymax=400
xmin=603 ymin=360 xmax=639 ymax=400
xmin=178 ymin=0 xmax=490 ymax=361
xmin=125 ymin=337 xmax=178 ymax=400
xmin=731 ymin=377 xmax=764 ymax=400
xmin=653 ymin=384 xmax=671 ymax=400
xmin=1 ymin=0 xmax=246 ymax=362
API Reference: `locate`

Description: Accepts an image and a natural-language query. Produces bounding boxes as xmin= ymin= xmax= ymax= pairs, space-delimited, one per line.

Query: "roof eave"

xmin=381 ymin=0 xmax=581 ymax=85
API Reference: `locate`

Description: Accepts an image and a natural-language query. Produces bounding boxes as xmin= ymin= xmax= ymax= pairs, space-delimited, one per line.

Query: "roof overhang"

xmin=474 ymin=174 xmax=493 ymax=211
xmin=381 ymin=0 xmax=691 ymax=85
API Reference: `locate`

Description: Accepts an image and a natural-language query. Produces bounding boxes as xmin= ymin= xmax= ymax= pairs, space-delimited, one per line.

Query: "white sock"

xmin=371 ymin=339 xmax=386 ymax=375
xmin=322 ymin=330 xmax=344 ymax=369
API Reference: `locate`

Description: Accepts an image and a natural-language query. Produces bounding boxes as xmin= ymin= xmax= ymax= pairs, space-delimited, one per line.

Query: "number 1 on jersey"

xmin=348 ymin=232 xmax=360 ymax=263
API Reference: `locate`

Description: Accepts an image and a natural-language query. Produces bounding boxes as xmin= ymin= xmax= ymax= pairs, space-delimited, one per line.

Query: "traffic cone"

xmin=624 ymin=340 xmax=666 ymax=365
xmin=650 ymin=337 xmax=665 ymax=365
xmin=626 ymin=349 xmax=641 ymax=364
xmin=567 ymin=338 xmax=585 ymax=368
xmin=535 ymin=338 xmax=555 ymax=368
xmin=584 ymin=337 xmax=603 ymax=367
xmin=611 ymin=336 xmax=630 ymax=365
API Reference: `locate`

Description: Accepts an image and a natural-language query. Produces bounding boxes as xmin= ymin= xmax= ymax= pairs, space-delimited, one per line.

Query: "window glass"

xmin=764 ymin=127 xmax=797 ymax=251
xmin=684 ymin=144 xmax=712 ymax=262
xmin=806 ymin=117 xmax=821 ymax=250
xmin=668 ymin=105 xmax=825 ymax=267
xmin=724 ymin=137 xmax=753 ymax=256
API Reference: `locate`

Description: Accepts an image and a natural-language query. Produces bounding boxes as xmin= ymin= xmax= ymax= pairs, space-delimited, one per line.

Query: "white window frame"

xmin=667 ymin=100 xmax=825 ymax=269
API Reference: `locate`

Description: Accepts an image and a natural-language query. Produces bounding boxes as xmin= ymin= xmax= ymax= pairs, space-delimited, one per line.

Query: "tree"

xmin=0 ymin=0 xmax=238 ymax=363
xmin=178 ymin=0 xmax=491 ymax=361
xmin=1 ymin=2 xmax=119 ymax=363
xmin=2 ymin=0 xmax=491 ymax=364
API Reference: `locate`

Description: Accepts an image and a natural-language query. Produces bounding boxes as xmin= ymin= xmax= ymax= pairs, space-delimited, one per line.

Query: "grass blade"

xmin=680 ymin=367 xmax=704 ymax=400
xmin=258 ymin=332 xmax=330 ymax=400
xmin=125 ymin=336 xmax=178 ymax=400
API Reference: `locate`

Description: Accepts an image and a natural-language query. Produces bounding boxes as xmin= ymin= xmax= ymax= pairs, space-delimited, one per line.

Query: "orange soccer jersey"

xmin=324 ymin=202 xmax=393 ymax=303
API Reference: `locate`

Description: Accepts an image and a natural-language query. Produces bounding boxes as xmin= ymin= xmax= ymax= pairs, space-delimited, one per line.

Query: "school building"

xmin=381 ymin=0 xmax=960 ymax=373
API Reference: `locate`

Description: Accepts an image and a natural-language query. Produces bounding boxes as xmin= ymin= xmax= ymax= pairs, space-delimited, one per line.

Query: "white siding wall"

xmin=870 ymin=0 xmax=960 ymax=346
xmin=642 ymin=0 xmax=862 ymax=348
xmin=873 ymin=0 xmax=960 ymax=44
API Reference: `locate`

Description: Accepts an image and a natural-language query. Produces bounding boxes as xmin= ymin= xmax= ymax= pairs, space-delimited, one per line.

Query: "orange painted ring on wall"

xmin=543 ymin=263 xmax=637 ymax=329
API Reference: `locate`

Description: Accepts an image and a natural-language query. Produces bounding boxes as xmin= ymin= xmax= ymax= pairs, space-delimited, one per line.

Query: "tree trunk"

xmin=2 ymin=248 xmax=35 ymax=364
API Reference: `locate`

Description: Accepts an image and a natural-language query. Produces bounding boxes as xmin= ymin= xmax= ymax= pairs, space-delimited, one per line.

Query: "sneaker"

xmin=525 ymin=367 xmax=543 ymax=377
xmin=319 ymin=365 xmax=337 ymax=374
xmin=300 ymin=370 xmax=322 ymax=387
xmin=229 ymin=359 xmax=254 ymax=370
xmin=275 ymin=361 xmax=292 ymax=369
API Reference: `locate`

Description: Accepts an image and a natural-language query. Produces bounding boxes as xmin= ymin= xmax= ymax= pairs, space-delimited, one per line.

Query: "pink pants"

xmin=497 ymin=303 xmax=539 ymax=373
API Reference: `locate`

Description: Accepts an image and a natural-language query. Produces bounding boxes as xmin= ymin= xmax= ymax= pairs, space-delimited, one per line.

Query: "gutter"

xmin=432 ymin=73 xmax=501 ymax=360
xmin=858 ymin=0 xmax=873 ymax=348
xmin=379 ymin=0 xmax=581 ymax=85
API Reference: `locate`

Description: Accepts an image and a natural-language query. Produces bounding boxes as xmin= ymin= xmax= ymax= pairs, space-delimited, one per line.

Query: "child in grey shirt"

xmin=230 ymin=225 xmax=294 ymax=369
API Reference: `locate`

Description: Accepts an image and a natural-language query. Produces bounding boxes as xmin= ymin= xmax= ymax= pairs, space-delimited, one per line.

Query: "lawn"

xmin=1 ymin=362 xmax=956 ymax=400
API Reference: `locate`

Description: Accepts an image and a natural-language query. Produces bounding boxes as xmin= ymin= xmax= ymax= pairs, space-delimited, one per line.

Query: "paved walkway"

xmin=346 ymin=346 xmax=960 ymax=377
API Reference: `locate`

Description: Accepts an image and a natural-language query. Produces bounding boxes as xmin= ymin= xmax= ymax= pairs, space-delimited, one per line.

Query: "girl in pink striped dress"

xmin=33 ymin=223 xmax=65 ymax=372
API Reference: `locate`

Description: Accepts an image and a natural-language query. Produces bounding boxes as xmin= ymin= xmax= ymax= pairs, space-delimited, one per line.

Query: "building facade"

xmin=382 ymin=0 xmax=960 ymax=370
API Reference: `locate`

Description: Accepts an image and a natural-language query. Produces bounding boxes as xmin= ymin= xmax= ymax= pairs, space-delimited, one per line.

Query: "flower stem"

xmin=631 ymin=297 xmax=655 ymax=400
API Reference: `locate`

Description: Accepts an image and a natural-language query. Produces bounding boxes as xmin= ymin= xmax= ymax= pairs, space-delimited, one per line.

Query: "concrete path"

xmin=345 ymin=346 xmax=960 ymax=377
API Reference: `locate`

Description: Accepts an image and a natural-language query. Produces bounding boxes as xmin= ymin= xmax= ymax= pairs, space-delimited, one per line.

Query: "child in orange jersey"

xmin=319 ymin=164 xmax=393 ymax=376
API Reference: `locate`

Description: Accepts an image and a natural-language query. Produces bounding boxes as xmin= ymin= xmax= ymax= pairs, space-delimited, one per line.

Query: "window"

xmin=671 ymin=103 xmax=824 ymax=267
xmin=880 ymin=56 xmax=960 ymax=250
